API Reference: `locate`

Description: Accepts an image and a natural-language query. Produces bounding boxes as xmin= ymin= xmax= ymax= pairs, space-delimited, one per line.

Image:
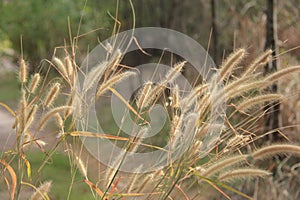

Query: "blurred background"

xmin=1 ymin=0 xmax=299 ymax=137
xmin=0 ymin=0 xmax=300 ymax=199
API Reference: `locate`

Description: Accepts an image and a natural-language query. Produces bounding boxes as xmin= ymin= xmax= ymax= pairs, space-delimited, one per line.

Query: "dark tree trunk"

xmin=264 ymin=0 xmax=280 ymax=141
xmin=211 ymin=0 xmax=219 ymax=65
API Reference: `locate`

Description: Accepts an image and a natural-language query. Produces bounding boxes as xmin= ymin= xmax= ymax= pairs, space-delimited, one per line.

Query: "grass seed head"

xmin=53 ymin=57 xmax=68 ymax=78
xmin=44 ymin=82 xmax=61 ymax=108
xmin=29 ymin=73 xmax=41 ymax=93
xmin=19 ymin=59 xmax=27 ymax=83
xmin=30 ymin=181 xmax=52 ymax=200
xmin=220 ymin=48 xmax=245 ymax=80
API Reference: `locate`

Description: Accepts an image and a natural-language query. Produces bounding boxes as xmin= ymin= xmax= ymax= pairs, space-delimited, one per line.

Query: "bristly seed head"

xmin=29 ymin=73 xmax=41 ymax=94
xmin=64 ymin=56 xmax=73 ymax=77
xmin=19 ymin=59 xmax=27 ymax=83
xmin=220 ymin=48 xmax=245 ymax=80
xmin=53 ymin=57 xmax=68 ymax=78
xmin=44 ymin=83 xmax=61 ymax=108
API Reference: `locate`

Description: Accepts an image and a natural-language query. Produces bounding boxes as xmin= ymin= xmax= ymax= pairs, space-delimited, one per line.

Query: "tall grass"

xmin=1 ymin=42 xmax=300 ymax=200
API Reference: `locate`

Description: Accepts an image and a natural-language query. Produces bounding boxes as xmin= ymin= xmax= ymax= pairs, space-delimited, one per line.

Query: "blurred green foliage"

xmin=0 ymin=0 xmax=115 ymax=67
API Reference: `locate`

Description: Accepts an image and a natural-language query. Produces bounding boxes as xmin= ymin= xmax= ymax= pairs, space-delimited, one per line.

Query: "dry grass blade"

xmin=0 ymin=102 xmax=16 ymax=117
xmin=70 ymin=131 xmax=129 ymax=141
xmin=0 ymin=159 xmax=17 ymax=200
xmin=109 ymin=87 xmax=147 ymax=123
xmin=84 ymin=179 xmax=104 ymax=198
xmin=83 ymin=61 xmax=108 ymax=92
xmin=219 ymin=168 xmax=271 ymax=181
xmin=252 ymin=144 xmax=300 ymax=160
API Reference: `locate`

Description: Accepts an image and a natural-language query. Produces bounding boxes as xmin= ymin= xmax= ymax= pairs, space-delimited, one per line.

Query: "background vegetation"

xmin=0 ymin=0 xmax=300 ymax=199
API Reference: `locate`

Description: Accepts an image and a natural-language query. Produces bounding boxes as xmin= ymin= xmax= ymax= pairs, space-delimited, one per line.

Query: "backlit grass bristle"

xmin=164 ymin=61 xmax=187 ymax=83
xmin=225 ymin=74 xmax=258 ymax=93
xmin=19 ymin=59 xmax=27 ymax=83
xmin=136 ymin=81 xmax=153 ymax=109
xmin=264 ymin=65 xmax=300 ymax=82
xmin=44 ymin=82 xmax=60 ymax=108
xmin=243 ymin=49 xmax=272 ymax=76
xmin=220 ymin=48 xmax=245 ymax=80
xmin=75 ymin=155 xmax=88 ymax=179
xmin=37 ymin=106 xmax=71 ymax=131
xmin=237 ymin=94 xmax=283 ymax=111
xmin=225 ymin=80 xmax=268 ymax=99
xmin=128 ymin=127 xmax=147 ymax=153
xmin=55 ymin=113 xmax=63 ymax=129
xmin=127 ymin=166 xmax=143 ymax=193
xmin=53 ymin=57 xmax=68 ymax=78
xmin=185 ymin=84 xmax=208 ymax=104
xmin=169 ymin=85 xmax=180 ymax=108
xmin=96 ymin=71 xmax=136 ymax=97
xmin=252 ymin=144 xmax=300 ymax=160
xmin=64 ymin=96 xmax=73 ymax=118
xmin=170 ymin=114 xmax=183 ymax=138
xmin=106 ymin=49 xmax=122 ymax=74
xmin=20 ymin=90 xmax=27 ymax=131
xmin=64 ymin=56 xmax=73 ymax=77
xmin=218 ymin=168 xmax=271 ymax=182
xmin=30 ymin=181 xmax=52 ymax=200
xmin=26 ymin=104 xmax=38 ymax=124
xmin=83 ymin=61 xmax=108 ymax=92
xmin=29 ymin=73 xmax=41 ymax=93
xmin=145 ymin=84 xmax=165 ymax=106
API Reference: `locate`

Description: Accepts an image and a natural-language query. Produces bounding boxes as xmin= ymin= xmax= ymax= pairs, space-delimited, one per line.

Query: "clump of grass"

xmin=1 ymin=38 xmax=300 ymax=200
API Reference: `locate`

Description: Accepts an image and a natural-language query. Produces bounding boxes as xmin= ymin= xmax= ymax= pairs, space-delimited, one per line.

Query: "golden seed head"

xmin=53 ymin=57 xmax=68 ymax=77
xmin=136 ymin=81 xmax=153 ymax=109
xmin=29 ymin=73 xmax=41 ymax=93
xmin=44 ymin=83 xmax=61 ymax=108
xmin=19 ymin=59 xmax=27 ymax=83
xmin=220 ymin=48 xmax=245 ymax=80
xmin=65 ymin=56 xmax=73 ymax=77
xmin=55 ymin=113 xmax=63 ymax=128
xmin=164 ymin=61 xmax=186 ymax=83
